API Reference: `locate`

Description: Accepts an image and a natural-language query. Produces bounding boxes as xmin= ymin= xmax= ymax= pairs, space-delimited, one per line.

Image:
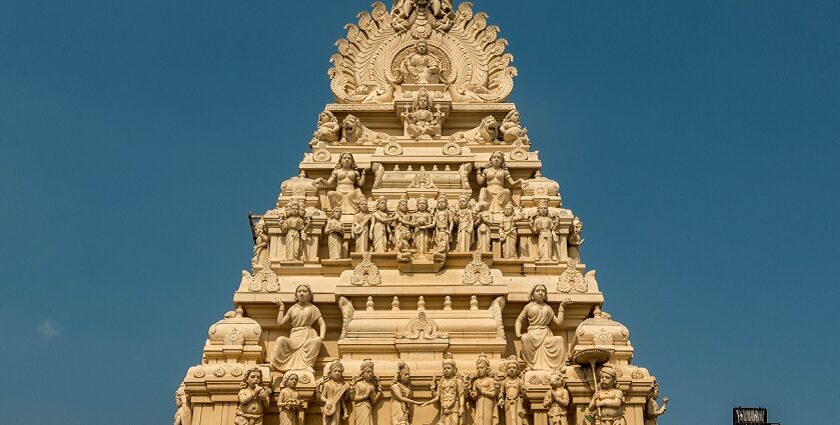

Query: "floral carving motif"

xmin=557 ymin=260 xmax=587 ymax=293
xmin=351 ymin=253 xmax=382 ymax=286
xmin=462 ymin=251 xmax=492 ymax=285
xmin=396 ymin=311 xmax=448 ymax=340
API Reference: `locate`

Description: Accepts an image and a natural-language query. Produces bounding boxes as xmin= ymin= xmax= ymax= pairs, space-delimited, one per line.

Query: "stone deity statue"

xmin=515 ymin=284 xmax=570 ymax=371
xmin=371 ymin=196 xmax=395 ymax=253
xmin=390 ymin=362 xmax=421 ymax=425
xmin=643 ymin=380 xmax=668 ymax=425
xmin=413 ymin=195 xmax=435 ymax=254
xmin=319 ymin=360 xmax=350 ymax=425
xmin=324 ymin=207 xmax=345 ymax=260
xmin=398 ymin=41 xmax=442 ymax=84
xmin=393 ymin=196 xmax=415 ymax=260
xmin=404 ymin=88 xmax=442 ymax=140
xmin=500 ymin=203 xmax=519 ymax=258
xmin=315 ymin=153 xmax=367 ymax=214
xmin=568 ymin=217 xmax=584 ymax=261
xmin=352 ymin=198 xmax=373 ymax=253
xmin=271 ymin=284 xmax=326 ymax=372
xmin=422 ymin=353 xmax=465 ymax=425
xmin=587 ymin=366 xmax=625 ymax=425
xmin=476 ymin=152 xmax=523 ymax=213
xmin=499 ymin=110 xmax=530 ymax=145
xmin=235 ymin=368 xmax=271 ymax=425
xmin=475 ymin=209 xmax=493 ymax=253
xmin=279 ymin=200 xmax=311 ymax=261
xmin=454 ymin=195 xmax=476 ymax=252
xmin=543 ymin=371 xmax=570 ymax=425
xmin=278 ymin=373 xmax=305 ymax=425
xmin=174 ymin=384 xmax=192 ymax=425
xmin=310 ymin=111 xmax=341 ymax=147
xmin=469 ymin=354 xmax=499 ymax=425
xmin=530 ymin=201 xmax=555 ymax=262
xmin=350 ymin=358 xmax=383 ymax=425
xmin=252 ymin=218 xmax=268 ymax=267
xmin=498 ymin=356 xmax=527 ymax=425
xmin=391 ymin=0 xmax=455 ymax=32
xmin=433 ymin=195 xmax=454 ymax=260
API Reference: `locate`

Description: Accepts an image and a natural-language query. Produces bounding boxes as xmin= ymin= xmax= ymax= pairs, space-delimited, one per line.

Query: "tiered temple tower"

xmin=174 ymin=2 xmax=667 ymax=425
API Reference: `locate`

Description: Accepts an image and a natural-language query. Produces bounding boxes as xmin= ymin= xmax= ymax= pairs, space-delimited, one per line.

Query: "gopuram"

xmin=175 ymin=2 xmax=669 ymax=425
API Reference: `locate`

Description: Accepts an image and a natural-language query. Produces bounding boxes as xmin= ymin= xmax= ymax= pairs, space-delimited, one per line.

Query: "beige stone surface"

xmin=174 ymin=2 xmax=666 ymax=425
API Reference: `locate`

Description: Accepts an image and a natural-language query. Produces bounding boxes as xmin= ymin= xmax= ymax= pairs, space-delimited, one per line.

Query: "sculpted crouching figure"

xmin=587 ymin=366 xmax=625 ymax=425
xmin=271 ymin=284 xmax=326 ymax=373
xmin=423 ymin=353 xmax=465 ymax=425
xmin=235 ymin=368 xmax=271 ymax=425
xmin=515 ymin=285 xmax=570 ymax=371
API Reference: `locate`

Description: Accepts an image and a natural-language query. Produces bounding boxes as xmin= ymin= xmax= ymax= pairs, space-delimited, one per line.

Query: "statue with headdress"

xmin=422 ymin=353 xmax=465 ymax=425
xmin=349 ymin=358 xmax=382 ymax=425
xmin=587 ymin=365 xmax=625 ymax=425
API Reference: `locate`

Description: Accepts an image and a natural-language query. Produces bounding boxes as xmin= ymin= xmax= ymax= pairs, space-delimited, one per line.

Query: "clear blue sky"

xmin=1 ymin=1 xmax=838 ymax=424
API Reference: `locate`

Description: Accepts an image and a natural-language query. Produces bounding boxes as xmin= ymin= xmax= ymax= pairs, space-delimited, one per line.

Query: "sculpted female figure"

xmin=433 ymin=195 xmax=454 ymax=260
xmin=235 ymin=368 xmax=271 ymax=425
xmin=454 ymin=195 xmax=476 ymax=252
xmin=315 ymin=153 xmax=367 ymax=214
xmin=393 ymin=196 xmax=415 ymax=259
xmin=412 ymin=195 xmax=435 ymax=254
xmin=475 ymin=209 xmax=493 ymax=253
xmin=390 ymin=362 xmax=421 ymax=425
xmin=371 ymin=197 xmax=395 ymax=253
xmin=530 ymin=201 xmax=555 ymax=262
xmin=543 ymin=371 xmax=570 ymax=425
xmin=252 ymin=218 xmax=268 ymax=267
xmin=352 ymin=198 xmax=373 ymax=253
xmin=643 ymin=380 xmax=668 ymax=425
xmin=422 ymin=354 xmax=465 ymax=425
xmin=319 ymin=360 xmax=350 ymax=425
xmin=398 ymin=41 xmax=442 ymax=84
xmin=498 ymin=356 xmax=527 ymax=425
xmin=587 ymin=366 xmax=625 ymax=425
xmin=500 ymin=203 xmax=519 ymax=258
xmin=568 ymin=217 xmax=584 ymax=261
xmin=515 ymin=284 xmax=570 ymax=371
xmin=310 ymin=111 xmax=341 ymax=147
xmin=280 ymin=201 xmax=310 ymax=261
xmin=404 ymin=89 xmax=441 ymax=140
xmin=476 ymin=152 xmax=524 ymax=213
xmin=499 ymin=110 xmax=530 ymax=145
xmin=470 ymin=354 xmax=499 ymax=425
xmin=174 ymin=385 xmax=192 ymax=425
xmin=349 ymin=359 xmax=382 ymax=425
xmin=278 ymin=373 xmax=305 ymax=425
xmin=271 ymin=284 xmax=326 ymax=373
xmin=325 ymin=207 xmax=345 ymax=260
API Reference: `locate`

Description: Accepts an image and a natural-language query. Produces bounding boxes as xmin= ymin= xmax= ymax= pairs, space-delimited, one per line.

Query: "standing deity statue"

xmin=499 ymin=110 xmax=530 ymax=145
xmin=371 ymin=197 xmax=395 ymax=253
xmin=476 ymin=152 xmax=524 ymax=213
xmin=280 ymin=200 xmax=311 ymax=261
xmin=350 ymin=359 xmax=383 ymax=425
xmin=397 ymin=41 xmax=442 ymax=84
xmin=390 ymin=362 xmax=421 ymax=425
xmin=644 ymin=380 xmax=668 ymax=425
xmin=515 ymin=285 xmax=570 ymax=371
xmin=568 ymin=217 xmax=584 ymax=261
xmin=433 ymin=195 xmax=454 ymax=260
xmin=499 ymin=356 xmax=527 ymax=425
xmin=543 ymin=371 xmax=570 ymax=425
xmin=404 ymin=89 xmax=442 ymax=140
xmin=352 ymin=198 xmax=373 ymax=253
xmin=271 ymin=285 xmax=326 ymax=373
xmin=393 ymin=196 xmax=416 ymax=260
xmin=324 ymin=207 xmax=345 ymax=260
xmin=413 ymin=195 xmax=435 ymax=254
xmin=278 ymin=373 xmax=305 ymax=425
xmin=469 ymin=354 xmax=499 ymax=425
xmin=475 ymin=209 xmax=493 ymax=253
xmin=310 ymin=111 xmax=341 ymax=147
xmin=500 ymin=203 xmax=519 ymax=259
xmin=530 ymin=201 xmax=555 ymax=262
xmin=319 ymin=360 xmax=350 ymax=425
xmin=422 ymin=353 xmax=465 ymax=425
xmin=252 ymin=218 xmax=269 ymax=267
xmin=454 ymin=195 xmax=476 ymax=252
xmin=315 ymin=153 xmax=367 ymax=214
xmin=587 ymin=366 xmax=625 ymax=425
xmin=174 ymin=384 xmax=192 ymax=425
xmin=235 ymin=368 xmax=271 ymax=425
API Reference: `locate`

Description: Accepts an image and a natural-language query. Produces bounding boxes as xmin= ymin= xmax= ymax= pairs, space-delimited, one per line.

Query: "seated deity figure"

xmin=324 ymin=207 xmax=345 ymax=260
xmin=530 ymin=201 xmax=555 ymax=262
xmin=349 ymin=359 xmax=382 ymax=425
xmin=515 ymin=284 xmax=570 ymax=371
xmin=469 ymin=354 xmax=499 ymax=425
xmin=500 ymin=203 xmax=519 ymax=259
xmin=433 ymin=195 xmax=454 ymax=260
xmin=403 ymin=89 xmax=442 ymax=140
xmin=499 ymin=356 xmax=527 ymax=425
xmin=499 ymin=110 xmax=530 ymax=145
xmin=587 ymin=366 xmax=625 ymax=425
xmin=235 ymin=368 xmax=271 ymax=425
xmin=412 ymin=195 xmax=435 ymax=254
xmin=476 ymin=152 xmax=524 ymax=213
xmin=278 ymin=373 xmax=305 ymax=425
xmin=271 ymin=284 xmax=326 ymax=373
xmin=421 ymin=354 xmax=465 ymax=425
xmin=543 ymin=371 xmax=570 ymax=425
xmin=454 ymin=195 xmax=476 ymax=252
xmin=280 ymin=200 xmax=310 ymax=261
xmin=310 ymin=111 xmax=341 ymax=147
xmin=390 ymin=362 xmax=421 ymax=425
xmin=315 ymin=152 xmax=367 ymax=214
xmin=398 ymin=41 xmax=442 ymax=84
xmin=352 ymin=198 xmax=373 ymax=253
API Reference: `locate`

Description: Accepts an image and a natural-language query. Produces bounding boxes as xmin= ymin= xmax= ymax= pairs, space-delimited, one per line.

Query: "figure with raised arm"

xmin=315 ymin=152 xmax=367 ymax=214
xmin=515 ymin=284 xmax=570 ymax=371
xmin=476 ymin=152 xmax=524 ymax=213
xmin=271 ymin=284 xmax=326 ymax=372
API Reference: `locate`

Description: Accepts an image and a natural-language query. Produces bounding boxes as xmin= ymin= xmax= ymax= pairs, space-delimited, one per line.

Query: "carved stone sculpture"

xmin=391 ymin=0 xmax=455 ymax=34
xmin=278 ymin=373 xmax=305 ymax=425
xmin=394 ymin=196 xmax=415 ymax=261
xmin=458 ymin=162 xmax=473 ymax=189
xmin=422 ymin=353 xmax=465 ymax=425
xmin=325 ymin=207 xmax=346 ymax=260
xmin=372 ymin=197 xmax=394 ymax=253
xmin=477 ymin=152 xmax=523 ymax=213
xmin=173 ymin=384 xmax=192 ymax=425
xmin=352 ymin=198 xmax=373 ymax=253
xmin=587 ymin=366 xmax=625 ymax=425
xmin=338 ymin=297 xmax=355 ymax=339
xmin=450 ymin=116 xmax=499 ymax=144
xmin=351 ymin=253 xmax=381 ymax=286
xmin=350 ymin=359 xmax=383 ymax=425
xmin=463 ymin=251 xmax=492 ymax=286
xmin=500 ymin=110 xmax=530 ymax=145
xmin=543 ymin=371 xmax=570 ymax=425
xmin=279 ymin=200 xmax=311 ymax=262
xmin=235 ymin=368 xmax=271 ymax=425
xmin=310 ymin=111 xmax=341 ymax=147
xmin=390 ymin=362 xmax=421 ymax=425
xmin=397 ymin=41 xmax=443 ymax=85
xmin=404 ymin=89 xmax=443 ymax=140
xmin=644 ymin=380 xmax=668 ymax=425
xmin=454 ymin=195 xmax=476 ymax=252
xmin=319 ymin=360 xmax=350 ymax=425
xmin=412 ymin=195 xmax=435 ymax=254
xmin=499 ymin=356 xmax=527 ymax=425
xmin=251 ymin=218 xmax=268 ymax=267
xmin=475 ymin=209 xmax=493 ymax=252
xmin=515 ymin=284 xmax=570 ymax=371
xmin=340 ymin=115 xmax=392 ymax=145
xmin=530 ymin=201 xmax=555 ymax=262
xmin=271 ymin=285 xmax=326 ymax=372
xmin=433 ymin=195 xmax=454 ymax=260
xmin=469 ymin=354 xmax=499 ymax=425
xmin=568 ymin=217 xmax=584 ymax=261
xmin=500 ymin=202 xmax=519 ymax=258
xmin=315 ymin=153 xmax=367 ymax=214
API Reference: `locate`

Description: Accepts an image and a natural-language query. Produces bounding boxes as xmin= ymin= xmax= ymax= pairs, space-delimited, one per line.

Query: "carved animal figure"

xmin=449 ymin=116 xmax=499 ymax=144
xmin=341 ymin=114 xmax=393 ymax=145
